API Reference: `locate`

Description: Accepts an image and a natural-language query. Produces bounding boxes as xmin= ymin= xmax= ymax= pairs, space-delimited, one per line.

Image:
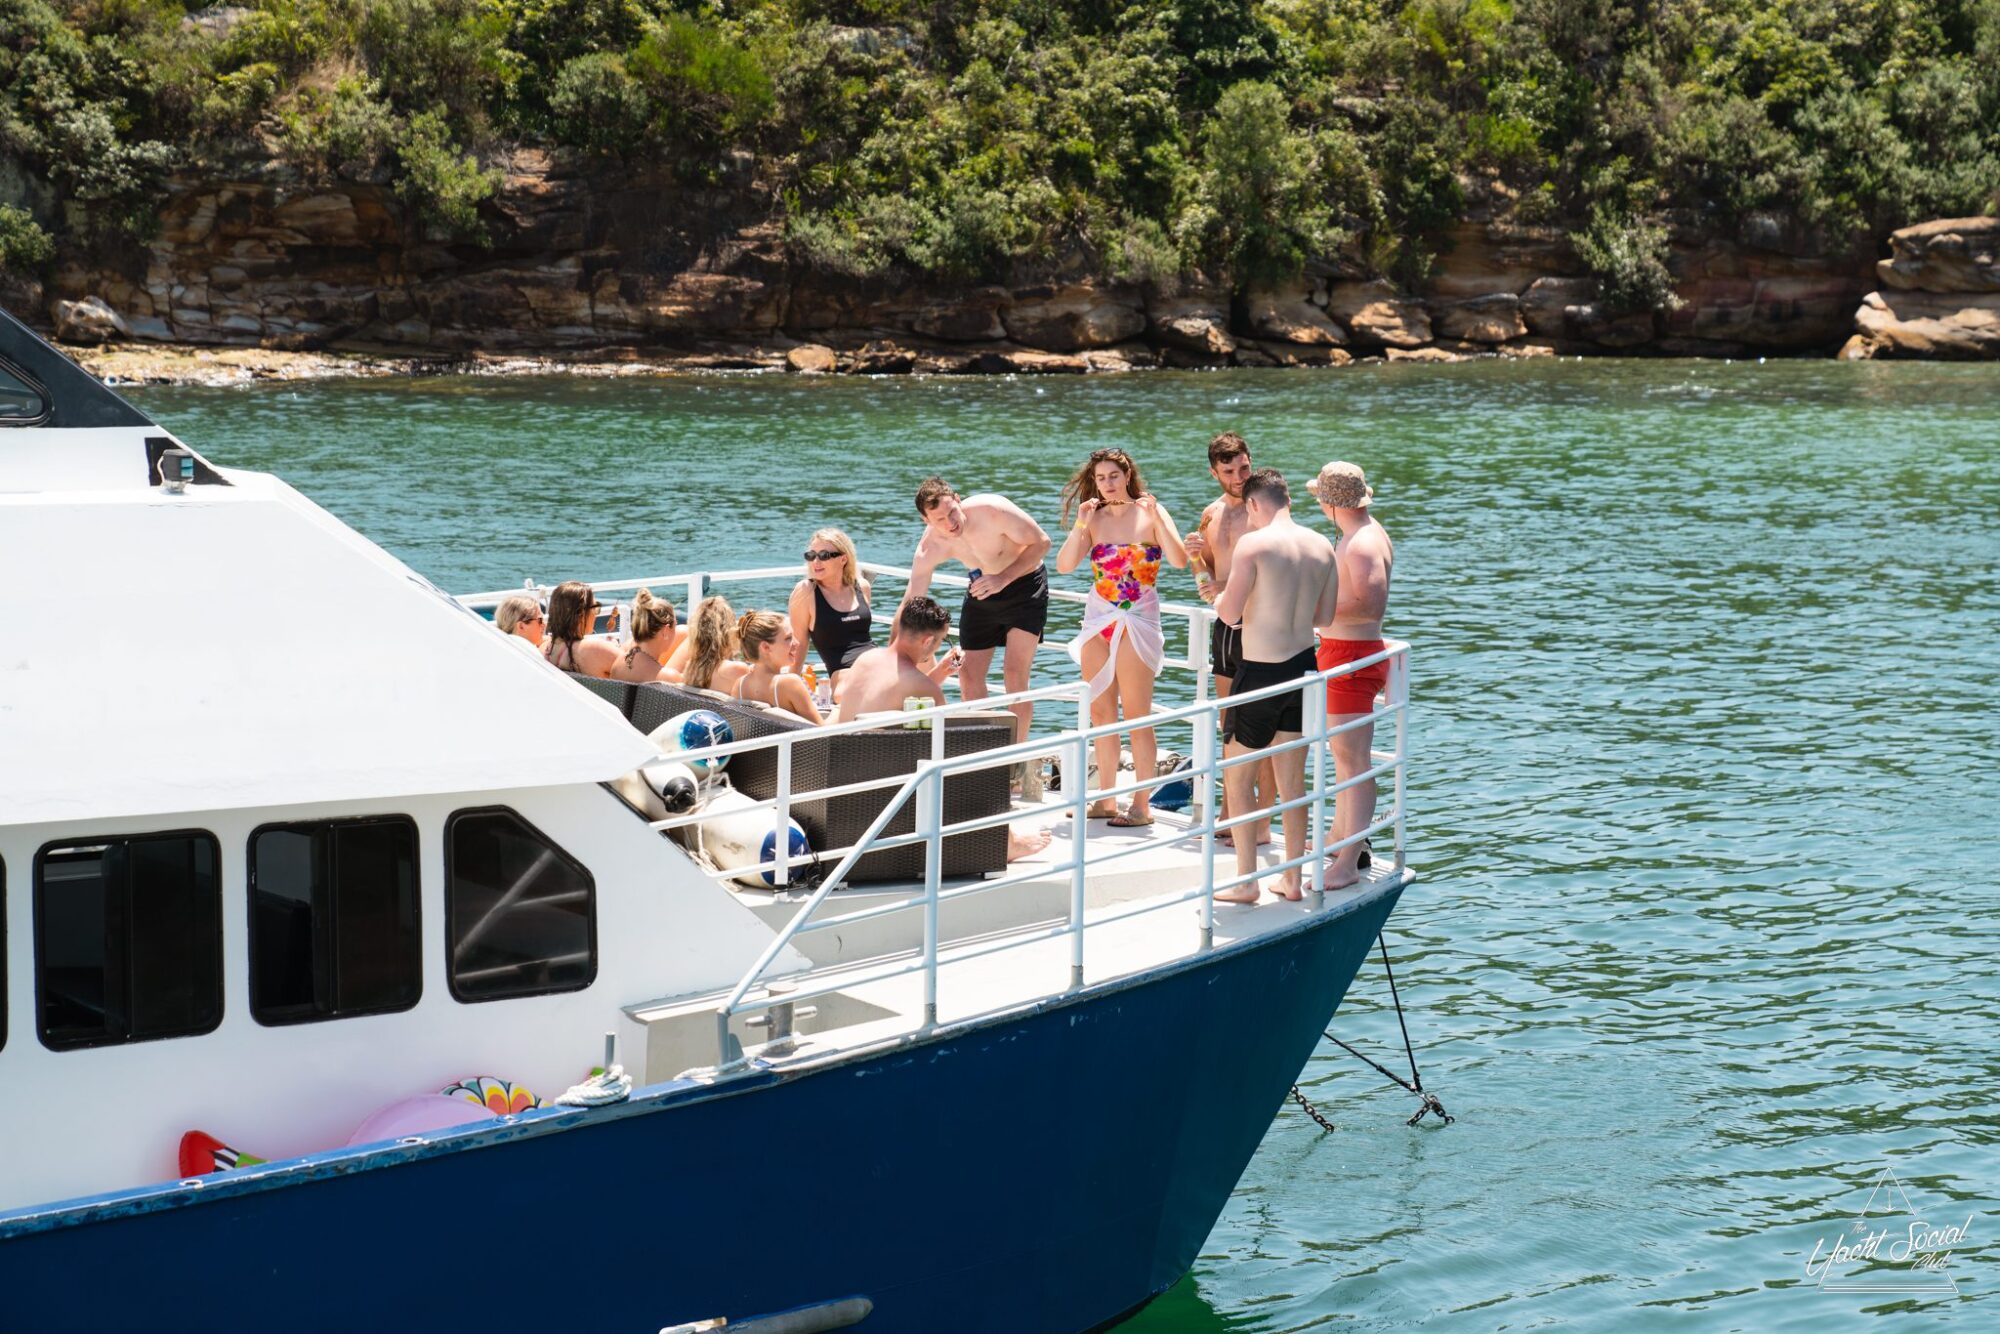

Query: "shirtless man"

xmin=1308 ymin=461 xmax=1396 ymax=889
xmin=1211 ymin=470 xmax=1339 ymax=903
xmin=835 ymin=597 xmax=1053 ymax=862
xmin=1183 ymin=432 xmax=1271 ymax=847
xmin=905 ymin=477 xmax=1053 ymax=744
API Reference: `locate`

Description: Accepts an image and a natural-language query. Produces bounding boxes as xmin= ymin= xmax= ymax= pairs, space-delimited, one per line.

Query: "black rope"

xmin=1292 ymin=931 xmax=1453 ymax=1131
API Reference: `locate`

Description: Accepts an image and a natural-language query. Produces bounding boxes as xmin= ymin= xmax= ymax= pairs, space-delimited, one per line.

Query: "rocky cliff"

xmin=23 ymin=154 xmax=1976 ymax=375
xmin=1840 ymin=218 xmax=2000 ymax=360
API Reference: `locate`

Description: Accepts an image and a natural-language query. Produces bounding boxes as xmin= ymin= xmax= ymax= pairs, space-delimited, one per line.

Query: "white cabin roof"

xmin=0 ymin=469 xmax=657 ymax=828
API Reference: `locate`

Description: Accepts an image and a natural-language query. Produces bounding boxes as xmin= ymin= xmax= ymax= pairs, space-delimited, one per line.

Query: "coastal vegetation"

xmin=3 ymin=0 xmax=1999 ymax=306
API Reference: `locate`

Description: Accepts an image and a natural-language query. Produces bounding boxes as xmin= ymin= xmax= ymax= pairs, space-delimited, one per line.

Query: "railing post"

xmin=1307 ymin=673 xmax=1328 ymax=911
xmin=1392 ymin=648 xmax=1408 ymax=874
xmin=1194 ymin=712 xmax=1215 ymax=951
xmin=1069 ymin=719 xmax=1089 ymax=991
xmin=1191 ymin=608 xmax=1214 ymax=826
xmin=920 ymin=766 xmax=942 ymax=1028
xmin=774 ymin=739 xmax=793 ymax=888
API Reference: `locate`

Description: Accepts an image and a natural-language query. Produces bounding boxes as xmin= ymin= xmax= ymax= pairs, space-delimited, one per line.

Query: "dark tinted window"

xmin=446 ymin=809 xmax=595 ymax=1002
xmin=36 ymin=832 xmax=222 ymax=1050
xmin=0 ymin=360 xmax=48 ymax=423
xmin=249 ymin=818 xmax=420 ymax=1025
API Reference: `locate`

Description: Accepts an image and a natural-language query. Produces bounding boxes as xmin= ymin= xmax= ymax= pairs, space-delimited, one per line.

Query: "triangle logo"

xmin=1805 ymin=1167 xmax=1968 ymax=1294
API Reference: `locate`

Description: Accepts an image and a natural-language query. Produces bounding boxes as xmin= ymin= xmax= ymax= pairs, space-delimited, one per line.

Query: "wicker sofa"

xmin=571 ymin=674 xmax=1015 ymax=884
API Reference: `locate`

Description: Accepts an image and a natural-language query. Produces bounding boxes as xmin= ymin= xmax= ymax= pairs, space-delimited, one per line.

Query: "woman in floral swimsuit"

xmin=1055 ymin=448 xmax=1189 ymax=825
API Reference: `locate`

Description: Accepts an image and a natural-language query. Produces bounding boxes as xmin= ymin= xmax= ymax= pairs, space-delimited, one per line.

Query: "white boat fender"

xmin=610 ymin=758 xmax=701 ymax=821
xmin=649 ymin=709 xmax=734 ymax=775
xmin=695 ymin=786 xmax=813 ymax=888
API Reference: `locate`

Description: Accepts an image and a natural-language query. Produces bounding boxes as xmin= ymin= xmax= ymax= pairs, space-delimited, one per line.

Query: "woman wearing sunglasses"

xmin=542 ymin=580 xmax=622 ymax=678
xmin=494 ymin=594 xmax=545 ymax=647
xmin=787 ymin=528 xmax=876 ymax=699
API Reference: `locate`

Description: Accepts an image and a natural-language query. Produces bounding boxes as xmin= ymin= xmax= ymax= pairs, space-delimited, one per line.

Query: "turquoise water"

xmin=135 ymin=361 xmax=2000 ymax=1328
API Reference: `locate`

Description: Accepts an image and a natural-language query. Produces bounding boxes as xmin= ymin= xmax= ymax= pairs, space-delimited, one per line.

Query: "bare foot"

xmin=1213 ymin=885 xmax=1260 ymax=904
xmin=1273 ymin=869 xmax=1303 ymax=902
xmin=1324 ymin=859 xmax=1363 ymax=890
xmin=1216 ymin=827 xmax=1273 ymax=848
xmin=1007 ymin=825 xmax=1054 ymax=862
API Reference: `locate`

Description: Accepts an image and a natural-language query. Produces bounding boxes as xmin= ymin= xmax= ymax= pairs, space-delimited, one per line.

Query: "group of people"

xmin=493 ymin=433 xmax=1394 ymax=904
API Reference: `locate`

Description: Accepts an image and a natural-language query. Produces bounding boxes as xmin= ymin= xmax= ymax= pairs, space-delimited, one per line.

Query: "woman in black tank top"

xmin=788 ymin=527 xmax=876 ymax=689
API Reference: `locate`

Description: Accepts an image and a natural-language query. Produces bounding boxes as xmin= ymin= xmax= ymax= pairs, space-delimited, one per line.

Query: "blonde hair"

xmin=805 ymin=527 xmax=871 ymax=600
xmin=494 ymin=594 xmax=540 ymax=635
xmin=629 ymin=588 xmax=676 ymax=643
xmin=737 ymin=610 xmax=787 ymax=663
xmin=684 ymin=596 xmax=737 ymax=690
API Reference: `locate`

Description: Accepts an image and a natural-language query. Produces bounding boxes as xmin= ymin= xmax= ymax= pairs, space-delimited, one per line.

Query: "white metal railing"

xmin=707 ymin=641 xmax=1410 ymax=1069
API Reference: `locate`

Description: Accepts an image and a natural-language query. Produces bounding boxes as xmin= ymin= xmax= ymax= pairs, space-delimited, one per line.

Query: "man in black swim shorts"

xmin=1185 ymin=432 xmax=1272 ymax=839
xmin=1209 ymin=469 xmax=1340 ymax=903
xmin=905 ymin=477 xmax=1053 ymax=743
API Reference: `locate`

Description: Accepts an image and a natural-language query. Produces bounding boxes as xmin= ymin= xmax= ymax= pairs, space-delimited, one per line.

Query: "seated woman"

xmin=731 ymin=611 xmax=823 ymax=724
xmin=1055 ymin=448 xmax=1188 ymax=826
xmin=494 ymin=594 xmax=545 ymax=647
xmin=542 ymin=580 xmax=621 ymax=678
xmin=668 ymin=595 xmax=739 ymax=693
xmin=607 ymin=588 xmax=679 ymax=682
xmin=787 ymin=528 xmax=875 ymax=699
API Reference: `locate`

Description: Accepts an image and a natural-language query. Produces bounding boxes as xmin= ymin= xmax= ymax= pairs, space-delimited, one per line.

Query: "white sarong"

xmin=1067 ymin=589 xmax=1165 ymax=702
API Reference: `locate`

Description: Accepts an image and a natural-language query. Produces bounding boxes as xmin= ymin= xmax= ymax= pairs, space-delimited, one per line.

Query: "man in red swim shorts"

xmin=1308 ymin=461 xmax=1396 ymax=890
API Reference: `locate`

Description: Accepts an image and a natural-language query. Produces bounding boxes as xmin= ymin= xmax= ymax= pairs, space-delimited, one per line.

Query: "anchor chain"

xmin=1290 ymin=931 xmax=1453 ymax=1132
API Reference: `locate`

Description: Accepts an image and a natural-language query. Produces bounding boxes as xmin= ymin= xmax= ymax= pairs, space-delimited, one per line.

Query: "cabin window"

xmin=445 ymin=809 xmax=596 ymax=1002
xmin=35 ymin=832 xmax=223 ymax=1050
xmin=249 ymin=817 xmax=421 ymax=1026
xmin=0 ymin=359 xmax=49 ymax=424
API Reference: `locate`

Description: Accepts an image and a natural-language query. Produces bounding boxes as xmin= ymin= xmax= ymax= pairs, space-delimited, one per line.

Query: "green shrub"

xmin=548 ymin=52 xmax=649 ymax=154
xmin=0 ymin=204 xmax=55 ymax=271
xmin=627 ymin=14 xmax=774 ymax=155
xmin=393 ymin=107 xmax=502 ymax=240
xmin=1574 ymin=205 xmax=1681 ymax=313
xmin=274 ymin=74 xmax=397 ymax=180
xmin=1189 ymin=81 xmax=1336 ymax=288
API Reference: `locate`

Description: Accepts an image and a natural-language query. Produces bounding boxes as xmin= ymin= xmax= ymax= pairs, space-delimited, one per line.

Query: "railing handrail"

xmin=706 ymin=641 xmax=1411 ymax=1068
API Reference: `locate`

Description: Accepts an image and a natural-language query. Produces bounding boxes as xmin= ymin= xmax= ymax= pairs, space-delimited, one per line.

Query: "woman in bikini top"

xmin=732 ymin=610 xmax=823 ymax=725
xmin=541 ymin=580 xmax=622 ymax=678
xmin=788 ymin=527 xmax=875 ymax=695
xmin=606 ymin=587 xmax=680 ymax=682
xmin=1054 ymin=449 xmax=1189 ymax=825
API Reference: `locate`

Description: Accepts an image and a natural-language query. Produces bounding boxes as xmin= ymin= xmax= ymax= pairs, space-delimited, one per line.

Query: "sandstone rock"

xmin=1564 ymin=302 xmax=1656 ymax=348
xmin=1230 ymin=343 xmax=1282 ymax=368
xmin=1433 ymin=293 xmax=1526 ymax=344
xmin=1324 ymin=279 xmax=1430 ymax=347
xmin=843 ymin=340 xmax=917 ymax=374
xmin=1424 ymin=220 xmax=1573 ymax=299
xmin=1672 ymin=275 xmax=1864 ymax=348
xmin=53 ymin=297 xmax=129 ymax=345
xmin=1159 ymin=344 xmax=1231 ymax=369
xmin=1245 ymin=285 xmax=1347 ymax=345
xmin=1497 ymin=339 xmax=1559 ymax=359
xmin=913 ymin=292 xmax=1007 ymax=342
xmin=1837 ymin=334 xmax=1878 ymax=361
xmin=1385 ymin=345 xmax=1461 ymax=363
xmin=785 ymin=343 xmax=837 ymax=373
xmin=1148 ymin=295 xmax=1236 ymax=355
xmin=1520 ymin=277 xmax=1598 ymax=335
xmin=1244 ymin=340 xmax=1350 ymax=368
xmin=998 ymin=349 xmax=1089 ymax=374
xmin=1875 ymin=217 xmax=2000 ymax=293
xmin=1081 ymin=346 xmax=1156 ymax=372
xmin=1002 ymin=284 xmax=1145 ymax=351
xmin=1853 ymin=289 xmax=2000 ymax=358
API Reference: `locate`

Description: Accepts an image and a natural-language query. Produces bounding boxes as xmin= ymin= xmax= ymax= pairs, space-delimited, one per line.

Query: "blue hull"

xmin=0 ymin=884 xmax=1400 ymax=1332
